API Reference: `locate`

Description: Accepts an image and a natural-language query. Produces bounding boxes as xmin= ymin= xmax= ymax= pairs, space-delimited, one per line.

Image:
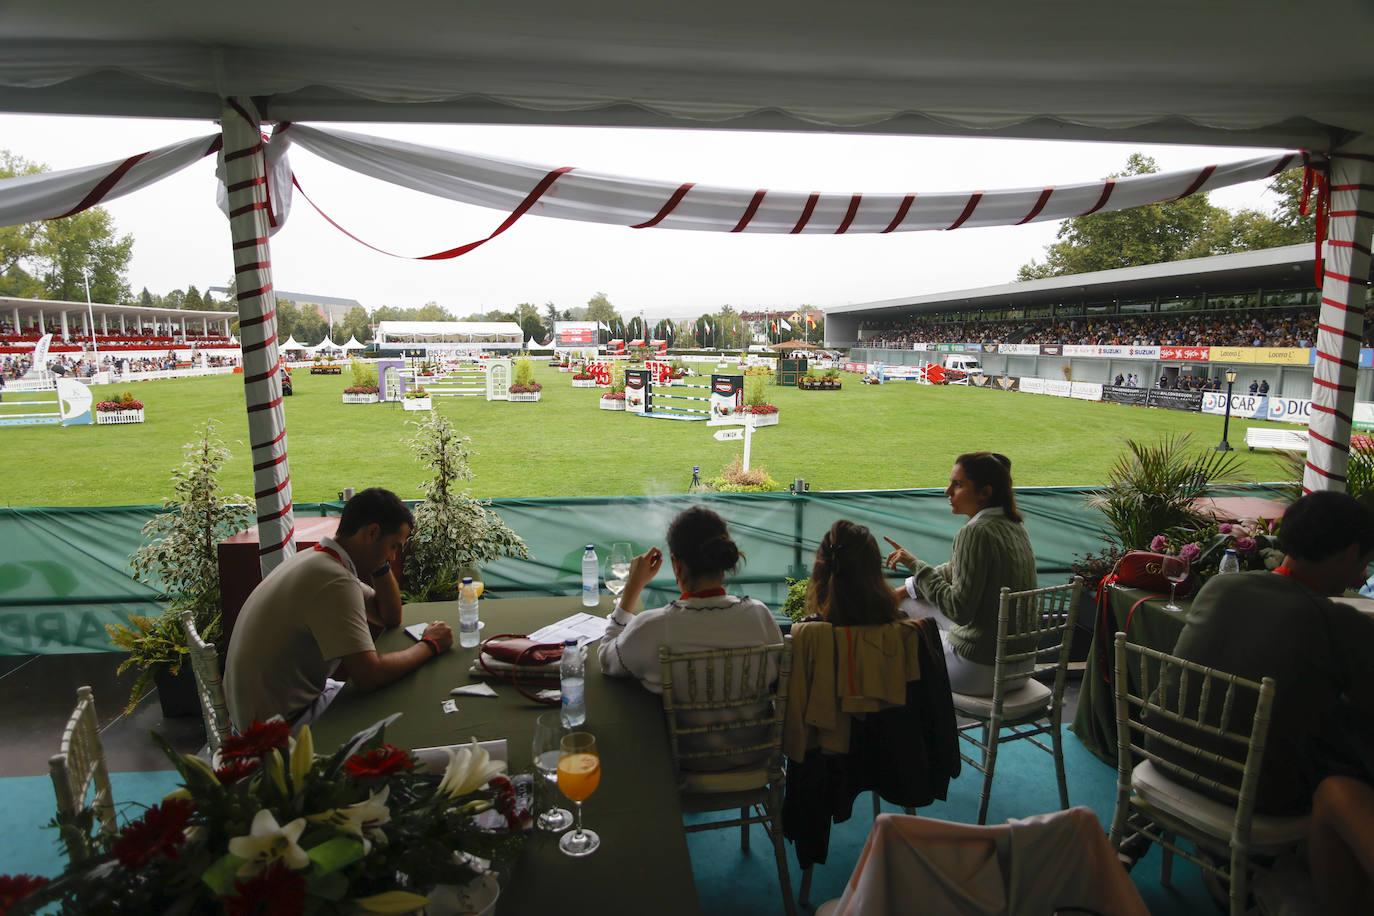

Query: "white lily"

xmin=307 ymin=785 xmax=392 ymax=853
xmin=289 ymin=725 xmax=314 ymax=788
xmin=227 ymin=808 xmax=310 ymax=876
xmin=435 ymin=739 xmax=506 ymax=799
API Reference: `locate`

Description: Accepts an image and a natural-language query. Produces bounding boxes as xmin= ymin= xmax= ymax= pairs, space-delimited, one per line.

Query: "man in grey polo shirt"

xmin=226 ymin=487 xmax=452 ymax=729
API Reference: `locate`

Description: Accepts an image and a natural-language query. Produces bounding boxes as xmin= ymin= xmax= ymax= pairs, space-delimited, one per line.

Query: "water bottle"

xmin=560 ymin=638 xmax=586 ymax=727
xmin=581 ymin=544 xmax=599 ymax=607
xmin=458 ymin=577 xmax=480 ymax=648
xmin=1218 ymin=549 xmax=1240 ymax=575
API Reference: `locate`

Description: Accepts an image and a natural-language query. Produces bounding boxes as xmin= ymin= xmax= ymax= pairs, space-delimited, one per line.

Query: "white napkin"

xmin=451 ymin=682 xmax=499 ymax=697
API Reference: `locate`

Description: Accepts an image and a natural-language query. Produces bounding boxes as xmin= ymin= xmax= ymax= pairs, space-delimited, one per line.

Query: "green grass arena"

xmin=0 ymin=363 xmax=1298 ymax=508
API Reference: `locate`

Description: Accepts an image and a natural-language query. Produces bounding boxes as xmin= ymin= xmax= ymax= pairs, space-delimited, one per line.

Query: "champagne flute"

xmin=606 ymin=542 xmax=632 ymax=601
xmin=1162 ymin=554 xmax=1189 ymax=612
xmin=532 ymin=713 xmax=572 ymax=832
xmin=557 ymin=731 xmax=601 ymax=856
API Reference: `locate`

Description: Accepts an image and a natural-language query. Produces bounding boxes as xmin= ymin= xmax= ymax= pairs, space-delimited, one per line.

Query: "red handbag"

xmin=1092 ymin=551 xmax=1194 ymax=684
xmin=475 ymin=634 xmax=564 ymax=704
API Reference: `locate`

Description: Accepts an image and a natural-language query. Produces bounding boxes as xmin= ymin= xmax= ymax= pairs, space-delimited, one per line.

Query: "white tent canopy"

xmin=376 ymin=321 xmax=522 ymax=343
xmin=1 ymin=0 xmax=1372 ymax=149
xmin=341 ymin=336 xmax=366 ymax=351
xmin=279 ymin=335 xmax=306 ymax=351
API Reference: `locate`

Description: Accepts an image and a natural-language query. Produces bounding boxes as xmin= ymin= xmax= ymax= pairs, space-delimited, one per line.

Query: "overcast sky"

xmin=1 ymin=113 xmax=1291 ymax=321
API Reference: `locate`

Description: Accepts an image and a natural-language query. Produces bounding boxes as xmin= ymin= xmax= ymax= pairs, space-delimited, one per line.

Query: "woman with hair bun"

xmin=883 ymin=451 xmax=1036 ymax=695
xmin=598 ymin=506 xmax=782 ymax=693
xmin=806 ymin=520 xmax=900 ymax=626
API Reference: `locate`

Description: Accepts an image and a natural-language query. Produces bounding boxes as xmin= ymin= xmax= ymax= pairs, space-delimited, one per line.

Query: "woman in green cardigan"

xmin=884 ymin=452 xmax=1037 ymax=695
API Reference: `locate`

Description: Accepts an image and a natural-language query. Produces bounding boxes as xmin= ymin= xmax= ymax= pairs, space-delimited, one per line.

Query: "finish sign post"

xmin=712 ymin=423 xmax=753 ymax=470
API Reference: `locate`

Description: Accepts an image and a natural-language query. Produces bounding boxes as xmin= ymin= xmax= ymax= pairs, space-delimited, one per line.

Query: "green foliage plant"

xmin=513 ymin=354 xmax=536 ymax=388
xmin=402 ymin=413 xmax=530 ymax=601
xmin=706 ymin=455 xmax=782 ymax=493
xmin=743 ymin=373 xmax=772 ymax=409
xmin=1087 ymin=432 xmax=1244 ymax=550
xmin=350 ymin=357 xmax=377 ymax=389
xmin=780 ymin=577 xmax=810 ymax=621
xmin=108 ymin=422 xmax=250 ymax=712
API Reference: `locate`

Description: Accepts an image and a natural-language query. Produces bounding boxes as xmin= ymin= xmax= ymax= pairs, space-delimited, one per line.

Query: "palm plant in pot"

xmin=403 ymin=413 xmax=531 ymax=602
xmin=107 ymin=422 xmax=250 ymax=715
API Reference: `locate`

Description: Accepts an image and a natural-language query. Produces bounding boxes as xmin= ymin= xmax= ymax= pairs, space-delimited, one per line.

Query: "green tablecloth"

xmin=309 ymin=596 xmax=702 ymax=916
xmin=1070 ymin=585 xmax=1189 ymax=765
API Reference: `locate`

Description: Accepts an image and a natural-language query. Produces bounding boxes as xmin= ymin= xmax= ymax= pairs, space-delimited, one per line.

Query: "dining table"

xmin=1071 ymin=582 xmax=1374 ymax=766
xmin=308 ymin=595 xmax=703 ymax=916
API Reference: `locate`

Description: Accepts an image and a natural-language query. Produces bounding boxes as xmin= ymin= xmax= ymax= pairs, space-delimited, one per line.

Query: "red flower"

xmin=220 ymin=719 xmax=291 ymax=763
xmin=220 ymin=861 xmax=306 ymax=916
xmin=0 ymin=874 xmax=50 ymax=912
xmin=112 ymin=799 xmax=194 ymax=869
xmin=345 ymin=744 xmax=414 ymax=779
xmin=215 ymin=758 xmax=261 ymax=785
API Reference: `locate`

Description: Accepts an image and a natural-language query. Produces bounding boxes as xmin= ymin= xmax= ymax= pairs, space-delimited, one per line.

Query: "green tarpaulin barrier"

xmin=0 ymin=484 xmax=1289 ymax=655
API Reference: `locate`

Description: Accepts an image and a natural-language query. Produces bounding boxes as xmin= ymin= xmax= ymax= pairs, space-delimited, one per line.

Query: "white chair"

xmin=1108 ymin=632 xmax=1308 ymax=916
xmin=182 ymin=609 xmax=231 ymax=758
xmin=659 ymin=639 xmax=795 ymax=916
xmin=951 ymin=578 xmax=1082 ymax=824
xmin=49 ymin=685 xmax=116 ymax=864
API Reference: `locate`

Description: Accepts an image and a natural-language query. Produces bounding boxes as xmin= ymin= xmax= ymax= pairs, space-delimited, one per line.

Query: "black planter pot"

xmin=154 ymin=664 xmax=202 ymax=719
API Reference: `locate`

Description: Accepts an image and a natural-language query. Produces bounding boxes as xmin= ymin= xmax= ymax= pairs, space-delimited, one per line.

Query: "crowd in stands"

xmin=859 ymin=308 xmax=1361 ymax=350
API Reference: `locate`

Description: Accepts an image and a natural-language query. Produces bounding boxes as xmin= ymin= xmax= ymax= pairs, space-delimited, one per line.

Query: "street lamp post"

xmin=79 ymin=266 xmax=100 ymax=364
xmin=1216 ymin=367 xmax=1238 ymax=451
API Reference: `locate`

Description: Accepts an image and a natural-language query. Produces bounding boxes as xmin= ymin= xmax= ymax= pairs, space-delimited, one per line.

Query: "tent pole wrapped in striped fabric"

xmin=1304 ymin=140 xmax=1374 ymax=495
xmin=223 ymin=98 xmax=296 ymax=574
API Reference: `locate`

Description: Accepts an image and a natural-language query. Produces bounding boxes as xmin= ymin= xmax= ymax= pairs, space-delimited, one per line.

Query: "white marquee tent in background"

xmin=1 ymin=0 xmax=1371 ymax=574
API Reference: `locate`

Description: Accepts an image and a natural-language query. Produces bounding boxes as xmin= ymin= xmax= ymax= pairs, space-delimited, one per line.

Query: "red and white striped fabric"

xmin=278 ymin=124 xmax=1302 ymax=243
xmin=222 ymin=99 xmax=296 ymax=575
xmin=0 ymin=133 xmax=219 ymax=225
xmin=1304 ymin=141 xmax=1374 ymax=494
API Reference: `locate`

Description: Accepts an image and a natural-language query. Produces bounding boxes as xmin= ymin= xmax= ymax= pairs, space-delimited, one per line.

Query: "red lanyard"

xmin=1274 ymin=565 xmax=1322 ymax=592
xmin=680 ymin=587 xmax=727 ymax=600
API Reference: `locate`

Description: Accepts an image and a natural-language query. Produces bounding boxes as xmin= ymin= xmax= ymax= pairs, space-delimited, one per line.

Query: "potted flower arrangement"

xmin=13 ymin=715 xmax=523 ymax=915
xmin=732 ymin=374 xmax=779 ymax=427
xmin=107 ymin=422 xmax=249 ymax=716
xmin=1148 ymin=518 xmax=1283 ymax=588
xmin=798 ymin=372 xmax=819 ymax=391
xmin=571 ymin=369 xmax=599 ymax=389
xmin=95 ymin=391 xmax=145 ymax=424
xmin=507 ymin=356 xmax=542 ymax=402
xmin=403 ymin=385 xmax=433 ymax=412
xmin=599 ymin=381 xmax=627 ymax=410
xmin=342 ymin=359 xmax=380 ymax=403
xmin=558 ymin=356 xmax=571 ymax=373
xmin=822 ymin=368 xmax=842 ymax=390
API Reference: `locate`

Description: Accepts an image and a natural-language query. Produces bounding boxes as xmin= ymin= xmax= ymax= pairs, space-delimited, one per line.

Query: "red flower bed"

xmin=112 ymin=799 xmax=194 ymax=868
xmin=96 ymin=399 xmax=144 ymax=412
xmin=219 ymin=718 xmax=291 ymax=762
xmin=509 ymin=382 xmax=542 ymax=393
xmin=600 ymin=391 xmax=626 ymax=400
xmin=345 ymin=744 xmax=414 ymax=779
xmin=0 ymin=874 xmax=49 ymax=911
xmin=343 ymin=385 xmax=379 ymax=395
xmin=735 ymin=404 xmax=778 ymax=415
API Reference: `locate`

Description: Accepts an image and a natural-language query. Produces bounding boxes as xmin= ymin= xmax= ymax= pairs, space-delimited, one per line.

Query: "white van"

xmin=942 ymin=355 xmax=985 ymax=379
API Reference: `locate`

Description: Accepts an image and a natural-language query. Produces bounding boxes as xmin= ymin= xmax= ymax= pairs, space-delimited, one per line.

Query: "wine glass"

xmin=532 ymin=713 xmax=572 ymax=832
xmin=557 ymin=731 xmax=601 ymax=856
xmin=1162 ymin=554 xmax=1190 ymax=611
xmin=606 ymin=543 xmax=632 ymax=602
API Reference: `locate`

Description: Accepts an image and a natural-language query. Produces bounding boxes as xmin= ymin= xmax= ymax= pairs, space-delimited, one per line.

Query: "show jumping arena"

xmin=625 ymin=370 xmax=743 ymax=422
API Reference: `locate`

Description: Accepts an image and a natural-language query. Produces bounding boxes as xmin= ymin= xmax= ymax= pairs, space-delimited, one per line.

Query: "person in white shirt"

xmin=598 ymin=506 xmax=782 ymax=694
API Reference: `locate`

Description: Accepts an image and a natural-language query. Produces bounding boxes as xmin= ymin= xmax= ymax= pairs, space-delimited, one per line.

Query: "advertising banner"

xmin=1044 ymin=379 xmax=1072 ymax=397
xmin=1097 ymin=346 xmax=1127 ymax=357
xmin=980 ymin=344 xmax=999 ymax=353
xmin=1063 ymin=345 xmax=1098 ymax=357
xmin=1000 ymin=343 xmax=1041 ymax=356
xmin=970 ymin=375 xmax=1022 ymax=391
xmin=1041 ymin=344 xmax=1062 ymax=356
xmin=1268 ymin=397 xmax=1313 ymax=423
xmin=1161 ymin=346 xmax=1211 ymax=362
xmin=881 ymin=365 xmax=926 ymax=381
xmin=1210 ymin=346 xmax=1312 ymax=366
xmin=910 ymin=342 xmax=930 ymax=352
xmin=1145 ymin=388 xmax=1203 ymax=412
xmin=1070 ymin=381 xmax=1103 ymax=401
xmin=1103 ymin=385 xmax=1148 ymax=406
xmin=553 ymin=321 xmax=599 ymax=347
xmin=1020 ymin=377 xmax=1045 ymax=394
xmin=844 ymin=362 xmax=868 ymax=374
xmin=1355 ymin=402 xmax=1374 ymax=430
xmin=624 ymin=368 xmax=648 ymax=414
xmin=1127 ymin=346 xmax=1161 ymax=359
xmin=1200 ymin=392 xmax=1269 ymax=419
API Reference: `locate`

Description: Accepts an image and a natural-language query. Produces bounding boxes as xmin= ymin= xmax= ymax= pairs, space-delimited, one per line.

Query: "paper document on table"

xmin=411 ymin=738 xmax=508 ymax=775
xmin=528 ymin=612 xmax=608 ymax=645
xmin=404 ymin=623 xmax=427 ymax=641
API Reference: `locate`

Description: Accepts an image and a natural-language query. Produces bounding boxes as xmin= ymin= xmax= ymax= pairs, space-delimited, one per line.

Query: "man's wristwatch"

xmin=372 ymin=560 xmax=391 ymax=578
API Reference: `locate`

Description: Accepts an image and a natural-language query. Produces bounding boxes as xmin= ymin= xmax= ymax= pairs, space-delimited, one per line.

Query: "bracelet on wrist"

xmin=421 ymin=636 xmax=440 ymax=657
xmin=372 ymin=560 xmax=391 ymax=578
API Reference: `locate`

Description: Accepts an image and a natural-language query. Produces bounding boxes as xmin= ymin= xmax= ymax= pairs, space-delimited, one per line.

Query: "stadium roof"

xmin=826 ymin=244 xmax=1348 ymax=321
xmin=1 ymin=1 xmax=1371 ymax=150
xmin=0 ymin=295 xmax=232 ymax=326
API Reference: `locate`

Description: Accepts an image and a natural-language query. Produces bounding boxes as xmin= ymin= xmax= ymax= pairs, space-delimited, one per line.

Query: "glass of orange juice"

xmin=557 ymin=731 xmax=601 ymax=856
